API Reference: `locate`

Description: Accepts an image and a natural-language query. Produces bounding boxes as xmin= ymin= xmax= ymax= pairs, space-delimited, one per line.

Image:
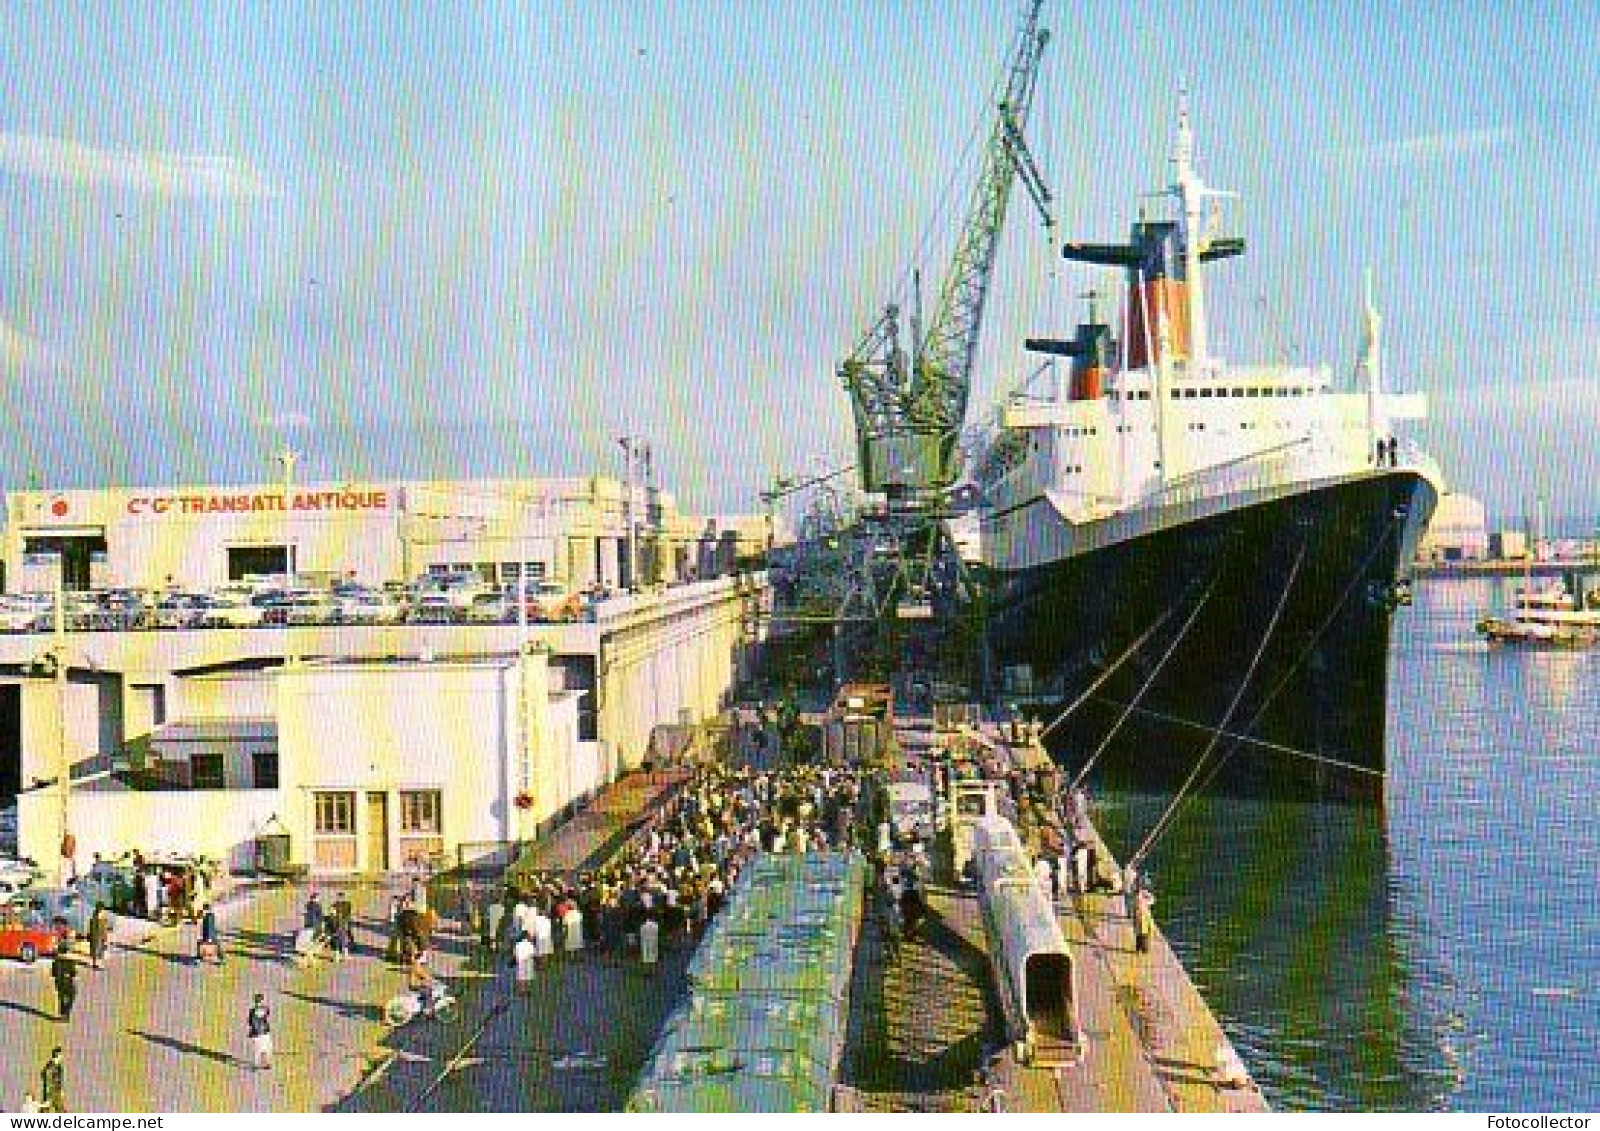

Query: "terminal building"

xmin=0 ymin=475 xmax=774 ymax=877
xmin=2 ymin=476 xmax=770 ymax=595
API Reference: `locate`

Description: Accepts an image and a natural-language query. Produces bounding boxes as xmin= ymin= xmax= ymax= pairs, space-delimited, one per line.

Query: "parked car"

xmin=153 ymin=593 xmax=208 ymax=629
xmin=0 ymin=870 xmax=36 ymax=901
xmin=196 ymin=593 xmax=266 ymax=629
xmin=0 ymin=596 xmax=48 ymax=633
xmin=337 ymin=590 xmax=405 ymax=625
xmin=527 ymin=581 xmax=581 ymax=622
xmin=0 ymin=910 xmax=60 ymax=964
xmin=463 ymin=592 xmax=511 ymax=623
xmin=5 ymin=886 xmax=91 ymax=935
xmin=409 ymin=576 xmax=485 ymax=623
xmin=0 ymin=857 xmax=39 ymax=886
xmin=98 ymin=589 xmax=154 ymax=631
xmin=281 ymin=588 xmax=337 ymax=625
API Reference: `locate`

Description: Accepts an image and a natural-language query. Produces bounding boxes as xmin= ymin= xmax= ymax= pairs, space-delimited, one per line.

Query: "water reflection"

xmin=1091 ymin=576 xmax=1600 ymax=1111
xmin=1096 ymin=794 xmax=1453 ymax=1110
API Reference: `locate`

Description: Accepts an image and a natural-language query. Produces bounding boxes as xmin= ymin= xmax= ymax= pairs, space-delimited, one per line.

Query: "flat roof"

xmin=148 ymin=717 xmax=278 ymax=744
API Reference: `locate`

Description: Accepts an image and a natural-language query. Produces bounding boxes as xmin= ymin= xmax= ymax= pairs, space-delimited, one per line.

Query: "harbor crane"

xmin=842 ymin=0 xmax=1052 ymax=506
xmin=825 ymin=0 xmax=1053 ymax=678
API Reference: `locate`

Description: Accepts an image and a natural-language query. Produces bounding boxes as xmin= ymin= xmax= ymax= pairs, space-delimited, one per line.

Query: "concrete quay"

xmin=842 ymin=712 xmax=1269 ymax=1114
xmin=1 ymin=704 xmax=1266 ymax=1114
xmin=0 ymin=768 xmax=695 ymax=1114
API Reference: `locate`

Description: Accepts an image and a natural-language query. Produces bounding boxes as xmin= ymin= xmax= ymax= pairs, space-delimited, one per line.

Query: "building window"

xmin=399 ymin=790 xmax=442 ymax=835
xmin=252 ymin=749 xmax=279 ymax=789
xmin=228 ymin=545 xmax=290 ymax=582
xmin=314 ymin=791 xmax=356 ymax=835
xmin=191 ymin=753 xmax=225 ymax=790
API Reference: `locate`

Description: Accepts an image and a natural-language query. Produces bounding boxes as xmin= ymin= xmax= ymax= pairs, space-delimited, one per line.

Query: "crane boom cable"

xmin=883 ymin=2 xmax=1052 ymax=317
xmin=913 ymin=3 xmax=1051 ymax=445
xmin=844 ymin=0 xmax=1051 ymax=499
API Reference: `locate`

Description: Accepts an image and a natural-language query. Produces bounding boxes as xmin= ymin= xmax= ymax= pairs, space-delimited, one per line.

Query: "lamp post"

xmin=51 ymin=575 xmax=72 ymax=885
xmin=617 ymin=436 xmax=640 ymax=591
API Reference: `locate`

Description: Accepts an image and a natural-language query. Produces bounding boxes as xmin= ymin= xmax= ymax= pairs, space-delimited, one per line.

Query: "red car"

xmin=0 ymin=913 xmax=60 ymax=964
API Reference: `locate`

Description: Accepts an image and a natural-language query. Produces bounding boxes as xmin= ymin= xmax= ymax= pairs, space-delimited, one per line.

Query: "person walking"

xmin=332 ymin=892 xmax=354 ymax=957
xmin=513 ymin=932 xmax=536 ymax=996
xmin=141 ymin=869 xmax=161 ymax=922
xmin=561 ymin=901 xmax=584 ymax=956
xmin=87 ymin=904 xmax=112 ymax=970
xmin=50 ymin=947 xmax=78 ymax=1021
xmin=39 ymin=1048 xmax=65 ymax=1113
xmin=1072 ymin=838 xmax=1091 ymax=894
xmin=386 ymin=895 xmax=408 ymax=963
xmin=530 ymin=907 xmax=554 ymax=970
xmin=303 ymin=892 xmax=325 ymax=937
xmin=246 ymin=994 xmax=273 ymax=1070
xmin=198 ymin=904 xmax=224 ymax=964
xmin=639 ymin=915 xmax=660 ymax=967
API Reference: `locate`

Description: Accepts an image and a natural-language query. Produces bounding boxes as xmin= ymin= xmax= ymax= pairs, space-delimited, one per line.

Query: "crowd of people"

xmin=469 ymin=761 xmax=866 ymax=968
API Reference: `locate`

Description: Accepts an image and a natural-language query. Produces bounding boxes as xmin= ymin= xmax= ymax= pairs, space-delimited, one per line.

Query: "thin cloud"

xmin=0 ymin=132 xmax=275 ymax=199
xmin=1331 ymin=127 xmax=1519 ymax=169
xmin=0 ymin=318 xmax=61 ymax=371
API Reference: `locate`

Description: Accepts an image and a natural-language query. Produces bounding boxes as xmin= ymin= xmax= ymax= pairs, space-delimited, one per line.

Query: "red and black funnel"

xmin=1063 ymin=221 xmax=1243 ymax=370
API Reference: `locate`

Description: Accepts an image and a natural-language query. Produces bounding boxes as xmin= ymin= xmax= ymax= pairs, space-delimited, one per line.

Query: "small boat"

xmin=1476 ymin=581 xmax=1600 ymax=648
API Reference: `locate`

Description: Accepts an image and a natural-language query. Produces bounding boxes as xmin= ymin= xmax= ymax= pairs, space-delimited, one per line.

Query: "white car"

xmin=0 ymin=858 xmax=39 ymax=896
xmin=337 ymin=591 xmax=405 ymax=625
xmin=281 ymin=589 xmax=337 ymax=626
xmin=153 ymin=593 xmax=208 ymax=629
xmin=464 ymin=592 xmax=511 ymax=623
xmin=196 ymin=594 xmax=266 ymax=629
xmin=0 ymin=603 xmax=44 ymax=633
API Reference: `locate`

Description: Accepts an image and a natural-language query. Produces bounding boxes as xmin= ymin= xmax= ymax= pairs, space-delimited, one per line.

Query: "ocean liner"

xmin=977 ymin=102 xmax=1441 ymax=802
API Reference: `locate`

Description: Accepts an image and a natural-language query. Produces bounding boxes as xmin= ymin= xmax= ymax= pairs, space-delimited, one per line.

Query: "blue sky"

xmin=0 ymin=1 xmax=1596 ymax=527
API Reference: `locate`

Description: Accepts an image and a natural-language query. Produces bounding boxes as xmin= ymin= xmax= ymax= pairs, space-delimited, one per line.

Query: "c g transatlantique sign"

xmin=126 ymin=490 xmax=390 ymax=516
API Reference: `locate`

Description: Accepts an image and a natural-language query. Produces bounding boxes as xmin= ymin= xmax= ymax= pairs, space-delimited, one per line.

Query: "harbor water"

xmin=1096 ymin=576 xmax=1599 ymax=1111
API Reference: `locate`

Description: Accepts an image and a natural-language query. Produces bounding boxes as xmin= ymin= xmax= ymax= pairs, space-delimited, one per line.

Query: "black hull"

xmin=983 ymin=471 xmax=1438 ymax=803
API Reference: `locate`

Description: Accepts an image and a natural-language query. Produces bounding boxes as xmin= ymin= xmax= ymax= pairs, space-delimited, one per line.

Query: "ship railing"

xmin=1394 ymin=440 xmax=1444 ymax=483
xmin=1148 ymin=442 xmax=1312 ymax=510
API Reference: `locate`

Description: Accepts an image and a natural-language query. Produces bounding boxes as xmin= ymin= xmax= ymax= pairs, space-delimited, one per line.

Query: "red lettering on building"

xmin=130 ymin=488 xmax=390 ymax=516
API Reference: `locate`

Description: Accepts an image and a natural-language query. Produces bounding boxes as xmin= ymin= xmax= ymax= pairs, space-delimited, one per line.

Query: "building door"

xmin=366 ymin=792 xmax=389 ymax=872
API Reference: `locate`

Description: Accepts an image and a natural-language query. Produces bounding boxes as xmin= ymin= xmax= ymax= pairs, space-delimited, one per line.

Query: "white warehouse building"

xmin=1 ymin=474 xmax=772 ymax=876
xmin=2 ymin=475 xmax=766 ymax=595
xmin=1415 ymin=491 xmax=1489 ymax=563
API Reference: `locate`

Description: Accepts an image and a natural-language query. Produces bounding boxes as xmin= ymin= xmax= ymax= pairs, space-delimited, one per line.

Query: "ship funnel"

xmin=1062 ymin=215 xmax=1241 ymax=373
xmin=1025 ymin=318 xmax=1112 ymax=401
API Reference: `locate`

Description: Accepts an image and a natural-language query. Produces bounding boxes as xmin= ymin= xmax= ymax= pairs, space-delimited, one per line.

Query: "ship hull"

xmin=981 ymin=470 xmax=1438 ymax=803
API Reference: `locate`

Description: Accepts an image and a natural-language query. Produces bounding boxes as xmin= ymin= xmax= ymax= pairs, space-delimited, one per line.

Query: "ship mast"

xmin=1174 ymin=95 xmax=1208 ymax=374
xmin=1360 ymin=267 xmax=1385 ymax=460
xmin=1172 ymin=92 xmax=1235 ymax=377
